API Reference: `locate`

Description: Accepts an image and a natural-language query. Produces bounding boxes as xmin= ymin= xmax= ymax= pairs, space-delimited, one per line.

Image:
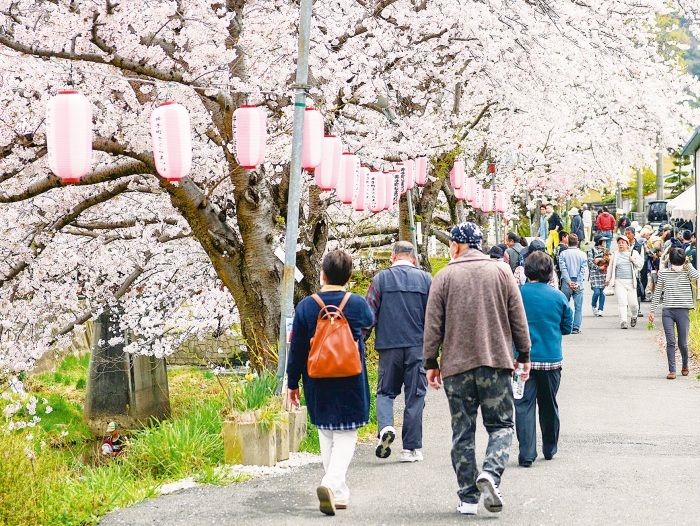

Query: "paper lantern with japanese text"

xmin=314 ymin=135 xmax=342 ymax=190
xmin=232 ymin=105 xmax=266 ymax=169
xmin=46 ymin=90 xmax=93 ymax=184
xmin=482 ymin=188 xmax=494 ymax=213
xmin=473 ymin=185 xmax=483 ymax=210
xmin=150 ymin=101 xmax=192 ymax=183
xmin=415 ymin=157 xmax=428 ymax=186
xmin=336 ymin=152 xmax=358 ymax=204
xmin=353 ymin=166 xmax=369 ymax=211
xmin=368 ymin=170 xmax=385 ymax=213
xmin=383 ymin=172 xmax=395 ymax=210
xmin=302 ymin=108 xmax=324 ymax=171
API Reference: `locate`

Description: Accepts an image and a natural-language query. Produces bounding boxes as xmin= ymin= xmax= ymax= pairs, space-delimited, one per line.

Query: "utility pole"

xmin=276 ymin=0 xmax=313 ymax=390
xmin=406 ymin=189 xmax=419 ymax=261
xmin=656 ymin=135 xmax=664 ymax=200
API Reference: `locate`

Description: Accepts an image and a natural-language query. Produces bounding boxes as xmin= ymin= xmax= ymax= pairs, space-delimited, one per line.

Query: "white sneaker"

xmin=476 ymin=472 xmax=503 ymax=513
xmin=399 ymin=449 xmax=423 ymax=462
xmin=592 ymin=307 xmax=598 ymax=316
xmin=620 ymin=321 xmax=628 ymax=329
xmin=375 ymin=426 xmax=395 ymax=459
xmin=456 ymin=502 xmax=478 ymax=515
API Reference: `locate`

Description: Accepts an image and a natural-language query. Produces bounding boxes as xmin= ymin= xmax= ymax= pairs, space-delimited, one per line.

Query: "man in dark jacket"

xmin=505 ymin=232 xmax=524 ymax=273
xmin=423 ymin=222 xmax=531 ymax=516
xmin=365 ymin=241 xmax=432 ymax=463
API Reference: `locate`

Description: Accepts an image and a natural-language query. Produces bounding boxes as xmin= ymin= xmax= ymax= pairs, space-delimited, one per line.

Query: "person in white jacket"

xmin=581 ymin=205 xmax=593 ymax=242
xmin=605 ymin=235 xmax=644 ymax=329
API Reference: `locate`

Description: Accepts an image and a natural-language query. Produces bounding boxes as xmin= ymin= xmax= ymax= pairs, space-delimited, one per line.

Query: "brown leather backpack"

xmin=307 ymin=292 xmax=362 ymax=379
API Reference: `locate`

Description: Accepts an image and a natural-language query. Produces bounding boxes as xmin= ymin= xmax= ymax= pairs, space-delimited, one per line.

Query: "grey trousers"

xmin=376 ymin=346 xmax=427 ymax=450
xmin=443 ymin=367 xmax=514 ymax=504
xmin=662 ymin=308 xmax=690 ymax=373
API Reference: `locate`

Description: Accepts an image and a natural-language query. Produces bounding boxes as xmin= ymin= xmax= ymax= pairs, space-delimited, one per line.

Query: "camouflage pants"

xmin=443 ymin=367 xmax=514 ymax=504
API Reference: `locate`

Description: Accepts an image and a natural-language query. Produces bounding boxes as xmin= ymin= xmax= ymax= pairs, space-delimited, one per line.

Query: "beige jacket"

xmin=605 ymin=249 xmax=643 ymax=287
xmin=423 ymin=249 xmax=531 ymax=378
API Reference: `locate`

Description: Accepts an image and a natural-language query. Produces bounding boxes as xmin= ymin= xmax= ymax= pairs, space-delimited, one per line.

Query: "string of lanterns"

xmin=45 ymin=89 xmax=509 ymax=215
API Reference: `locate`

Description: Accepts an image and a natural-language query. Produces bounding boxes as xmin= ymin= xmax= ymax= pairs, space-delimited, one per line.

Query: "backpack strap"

xmin=337 ymin=292 xmax=352 ymax=313
xmin=310 ymin=294 xmax=325 ymax=309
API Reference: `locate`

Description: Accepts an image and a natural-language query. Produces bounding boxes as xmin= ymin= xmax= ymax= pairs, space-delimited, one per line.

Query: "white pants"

xmin=318 ymin=428 xmax=358 ymax=504
xmin=584 ymin=225 xmax=592 ymax=242
xmin=614 ymin=279 xmax=638 ymax=323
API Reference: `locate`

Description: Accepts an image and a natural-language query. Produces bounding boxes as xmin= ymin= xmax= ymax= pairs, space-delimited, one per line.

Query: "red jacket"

xmin=596 ymin=212 xmax=615 ymax=231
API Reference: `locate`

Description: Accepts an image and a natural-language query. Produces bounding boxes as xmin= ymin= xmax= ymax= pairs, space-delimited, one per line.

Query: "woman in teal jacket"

xmin=515 ymin=251 xmax=573 ymax=467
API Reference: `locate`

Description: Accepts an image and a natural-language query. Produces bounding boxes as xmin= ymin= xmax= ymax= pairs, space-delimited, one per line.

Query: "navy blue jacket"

xmin=367 ymin=264 xmax=432 ymax=350
xmin=287 ymin=291 xmax=374 ymax=428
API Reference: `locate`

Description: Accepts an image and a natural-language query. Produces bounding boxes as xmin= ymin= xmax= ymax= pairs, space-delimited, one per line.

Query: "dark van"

xmin=646 ymin=200 xmax=668 ymax=228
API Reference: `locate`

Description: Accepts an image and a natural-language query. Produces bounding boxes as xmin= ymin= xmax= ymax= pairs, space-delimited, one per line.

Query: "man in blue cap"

xmin=423 ymin=222 xmax=532 ymax=516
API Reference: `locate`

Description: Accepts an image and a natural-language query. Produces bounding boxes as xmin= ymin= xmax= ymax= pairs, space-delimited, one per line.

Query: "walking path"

xmin=100 ymin=296 xmax=700 ymax=525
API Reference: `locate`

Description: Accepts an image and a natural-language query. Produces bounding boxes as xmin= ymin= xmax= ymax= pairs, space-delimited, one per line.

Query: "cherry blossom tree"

xmin=0 ymin=0 xmax=698 ymax=372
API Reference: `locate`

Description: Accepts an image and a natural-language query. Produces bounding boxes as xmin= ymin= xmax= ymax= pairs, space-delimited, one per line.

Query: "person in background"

xmin=515 ymin=251 xmax=573 ymax=467
xmin=649 ymin=247 xmax=700 ymax=380
xmin=423 ymin=222 xmax=531 ymax=517
xmin=686 ymin=238 xmax=697 ymax=270
xmin=569 ymin=208 xmax=585 ymax=245
xmin=514 ymin=239 xmax=558 ymax=288
xmin=558 ymin=233 xmax=587 ymax=334
xmin=365 ymin=241 xmax=432 ymax=463
xmin=553 ymin=231 xmax=569 ymax=287
xmin=624 ymin=227 xmax=645 ymax=318
xmin=587 ymin=234 xmax=609 ymax=317
xmin=538 ymin=204 xmax=549 ymax=239
xmin=545 ymin=203 xmax=564 ymax=256
xmin=681 ymin=230 xmax=692 ymax=250
xmin=605 ymin=235 xmax=644 ymax=329
xmin=101 ymin=422 xmax=127 ymax=457
xmin=489 ymin=245 xmax=506 ymax=261
xmin=649 ymin=247 xmax=662 ymax=295
xmin=582 ymin=204 xmax=593 ymax=242
xmin=595 ymin=207 xmax=616 ymax=249
xmin=617 ymin=212 xmax=631 ymax=235
xmin=639 ymin=226 xmax=654 ymax=301
xmin=287 ymin=250 xmax=374 ymax=516
xmin=505 ymin=232 xmax=524 ymax=273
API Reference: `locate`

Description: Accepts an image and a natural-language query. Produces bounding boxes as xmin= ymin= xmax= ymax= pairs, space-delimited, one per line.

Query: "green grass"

xmin=429 ymin=256 xmax=450 ymax=276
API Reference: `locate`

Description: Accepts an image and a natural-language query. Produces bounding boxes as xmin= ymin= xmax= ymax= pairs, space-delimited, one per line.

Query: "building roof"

xmin=680 ymin=126 xmax=700 ymax=156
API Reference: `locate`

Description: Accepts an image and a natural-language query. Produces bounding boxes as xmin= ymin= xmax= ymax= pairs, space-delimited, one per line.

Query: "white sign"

xmin=274 ymin=247 xmax=304 ymax=283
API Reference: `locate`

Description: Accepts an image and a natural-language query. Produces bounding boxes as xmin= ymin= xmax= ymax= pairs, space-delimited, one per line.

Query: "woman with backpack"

xmin=287 ymin=250 xmax=374 ymax=516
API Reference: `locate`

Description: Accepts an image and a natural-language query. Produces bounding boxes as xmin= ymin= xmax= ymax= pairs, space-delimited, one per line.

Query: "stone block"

xmin=222 ymin=418 xmax=277 ymax=467
xmin=288 ymin=406 xmax=308 ymax=453
xmin=276 ymin=412 xmax=290 ymax=462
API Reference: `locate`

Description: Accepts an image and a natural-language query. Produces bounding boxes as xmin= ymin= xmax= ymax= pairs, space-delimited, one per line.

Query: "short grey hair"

xmin=392 ymin=241 xmax=415 ymax=258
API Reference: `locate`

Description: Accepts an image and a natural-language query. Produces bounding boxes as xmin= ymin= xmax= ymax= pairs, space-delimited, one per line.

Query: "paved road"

xmin=100 ymin=296 xmax=700 ymax=525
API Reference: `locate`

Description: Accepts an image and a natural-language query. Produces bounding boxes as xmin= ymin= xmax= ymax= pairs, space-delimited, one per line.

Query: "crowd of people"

xmin=285 ymin=207 xmax=698 ymax=517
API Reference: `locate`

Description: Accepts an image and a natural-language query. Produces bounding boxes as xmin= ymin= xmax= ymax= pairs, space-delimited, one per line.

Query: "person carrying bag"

xmin=286 ymin=250 xmax=374 ymax=516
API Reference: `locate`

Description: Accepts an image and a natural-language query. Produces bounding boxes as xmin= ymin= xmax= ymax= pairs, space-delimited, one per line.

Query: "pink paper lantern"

xmin=473 ymin=185 xmax=483 ymax=210
xmin=465 ymin=176 xmax=477 ymax=202
xmin=383 ymin=171 xmax=394 ymax=210
xmin=336 ymin=152 xmax=357 ymax=204
xmin=314 ymin=135 xmax=342 ymax=190
xmin=451 ymin=159 xmax=464 ymax=190
xmin=232 ymin=105 xmax=266 ymax=169
xmin=405 ymin=159 xmax=415 ymax=191
xmin=482 ymin=188 xmax=493 ymax=213
xmin=415 ymin=157 xmax=428 ymax=186
xmin=394 ymin=163 xmax=407 ymax=195
xmin=150 ymin=101 xmax=192 ymax=183
xmin=388 ymin=169 xmax=401 ymax=205
xmin=354 ymin=166 xmax=369 ymax=211
xmin=302 ymin=107 xmax=324 ymax=171
xmin=46 ymin=89 xmax=93 ymax=184
xmin=495 ymin=190 xmax=507 ymax=213
xmin=368 ymin=170 xmax=384 ymax=213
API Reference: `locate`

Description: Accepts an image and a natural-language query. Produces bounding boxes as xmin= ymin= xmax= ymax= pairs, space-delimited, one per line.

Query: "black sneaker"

xmin=630 ymin=317 xmax=637 ymax=327
xmin=571 ymin=328 xmax=581 ymax=334
xmin=375 ymin=426 xmax=395 ymax=458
